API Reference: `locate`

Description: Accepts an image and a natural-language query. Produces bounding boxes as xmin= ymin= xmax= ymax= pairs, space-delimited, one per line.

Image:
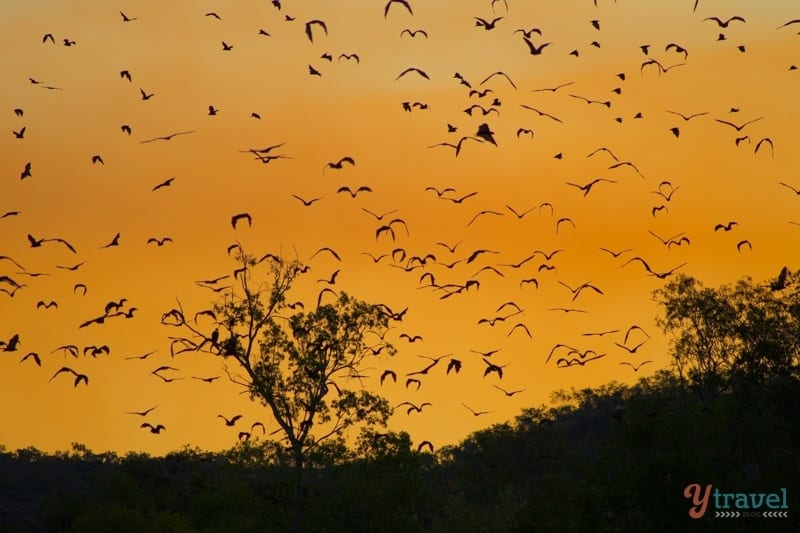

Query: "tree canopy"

xmin=654 ymin=268 xmax=800 ymax=408
xmin=161 ymin=246 xmax=397 ymax=529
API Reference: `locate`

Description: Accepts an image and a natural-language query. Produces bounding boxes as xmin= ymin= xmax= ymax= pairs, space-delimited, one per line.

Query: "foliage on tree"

xmin=3 ymin=365 xmax=799 ymax=532
xmin=162 ymin=247 xmax=395 ymax=469
xmin=161 ymin=246 xmax=396 ymax=530
xmin=4 ymin=270 xmax=799 ymax=531
xmin=654 ymin=270 xmax=800 ymax=408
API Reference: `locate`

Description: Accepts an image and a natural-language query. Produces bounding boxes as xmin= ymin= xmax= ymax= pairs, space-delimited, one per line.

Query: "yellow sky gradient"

xmin=1 ymin=0 xmax=798 ymax=455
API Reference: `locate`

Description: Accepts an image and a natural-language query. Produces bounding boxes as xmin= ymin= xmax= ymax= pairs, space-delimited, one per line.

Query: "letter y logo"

xmin=684 ymin=483 xmax=712 ymax=519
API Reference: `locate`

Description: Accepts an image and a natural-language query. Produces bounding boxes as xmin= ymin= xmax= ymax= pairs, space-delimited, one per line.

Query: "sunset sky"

xmin=1 ymin=0 xmax=798 ymax=456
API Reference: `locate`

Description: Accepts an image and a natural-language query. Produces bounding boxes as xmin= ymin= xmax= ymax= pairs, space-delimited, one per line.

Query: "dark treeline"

xmin=3 ymin=272 xmax=800 ymax=532
xmin=1 ymin=369 xmax=798 ymax=532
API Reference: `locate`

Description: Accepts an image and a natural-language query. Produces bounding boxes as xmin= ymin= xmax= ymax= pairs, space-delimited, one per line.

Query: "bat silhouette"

xmin=462 ymin=403 xmax=492 ymax=416
xmin=599 ymin=247 xmax=633 ymax=258
xmin=147 ymin=237 xmax=173 ymax=246
xmin=380 ymin=369 xmax=397 ymax=385
xmin=493 ymin=384 xmax=525 ymax=396
xmin=20 ymin=352 xmax=41 ymax=366
xmin=779 ymin=182 xmax=800 ymax=195
xmin=507 ymin=322 xmax=532 ymax=338
xmin=19 ymin=162 xmax=32 ymax=180
xmin=556 ymin=217 xmax=576 ymax=234
xmin=310 ymin=247 xmax=341 ymax=262
xmin=127 ymin=406 xmax=158 ymax=416
xmin=479 ymin=71 xmax=517 ymax=89
xmin=293 ymin=194 xmax=322 ymax=206
xmin=467 ymin=210 xmax=503 ymax=226
xmin=396 ymin=67 xmax=429 ymax=80
xmin=714 ymin=221 xmax=738 ymax=232
xmin=715 ymin=117 xmax=762 ymax=131
xmin=434 ymin=240 xmax=463 ymax=254
xmin=427 ymin=136 xmax=482 ymax=157
xmin=417 ymin=441 xmax=434 ymax=452
xmin=337 ymin=186 xmax=372 ymax=197
xmin=569 ymin=93 xmax=611 ymax=107
xmin=361 ymin=208 xmax=399 ymax=221
xmin=519 ymin=105 xmax=563 ymax=123
xmin=51 ymin=344 xmax=78 ymax=358
xmin=704 ymin=16 xmax=745 ymax=28
xmin=396 ymin=402 xmax=431 ymax=415
xmin=558 ymin=280 xmax=603 ymax=301
xmin=124 ymin=350 xmax=157 ymax=360
xmin=474 ymin=17 xmax=503 ymax=30
xmin=100 ymin=232 xmax=120 ymax=248
xmin=531 ymin=80 xmax=574 ymax=93
xmin=754 ymin=138 xmax=774 ymax=157
xmin=28 ymin=234 xmax=77 ymax=253
xmin=140 ymin=130 xmax=196 ymax=144
xmin=614 ymin=340 xmax=648 ymax=353
xmin=515 ymin=28 xmax=543 ymax=38
xmin=405 ymin=378 xmax=422 ymax=391
xmin=556 ymin=353 xmax=606 ymax=367
xmin=218 ymin=414 xmax=243 ymax=426
xmin=608 ymin=160 xmax=645 ymax=178
xmin=304 ymin=19 xmax=328 ymax=42
xmin=622 ymin=257 xmax=687 ymax=279
xmin=324 ymin=156 xmax=355 ymax=172
xmin=192 ymin=376 xmax=220 ymax=383
xmin=566 ymin=178 xmax=617 ymax=197
xmin=317 ymin=269 xmax=340 ymax=285
xmin=231 ymin=213 xmax=252 ymax=229
xmin=652 ymin=181 xmax=680 ymax=201
xmin=49 ymin=366 xmax=88 ymax=387
xmin=620 ymin=360 xmax=653 ymax=372
xmin=0 ymin=257 xmax=25 ymax=270
xmin=469 ymin=89 xmax=492 ymax=98
xmin=665 ymin=43 xmax=689 ymax=59
xmin=400 ymin=29 xmax=427 ymax=38
xmin=446 ymin=359 xmax=462 ymax=374
xmin=467 ymin=124 xmax=494 ymax=146
xmin=503 ymin=205 xmax=536 ymax=220
xmin=152 ymin=177 xmax=175 ymax=191
xmin=317 ymin=288 xmax=337 ymax=307
xmin=384 ymin=0 xmax=413 ymax=18
xmin=522 ymin=37 xmax=552 ymax=55
xmin=338 ymin=53 xmax=359 ymax=63
xmin=583 ymin=329 xmax=620 ymax=337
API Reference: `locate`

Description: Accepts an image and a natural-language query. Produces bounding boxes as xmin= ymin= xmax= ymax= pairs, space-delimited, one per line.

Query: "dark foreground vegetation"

xmin=1 ymin=369 xmax=798 ymax=532
xmin=3 ymin=272 xmax=800 ymax=532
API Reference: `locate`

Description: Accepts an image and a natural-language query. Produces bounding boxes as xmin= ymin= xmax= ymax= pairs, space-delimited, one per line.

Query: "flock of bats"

xmin=1 ymin=0 xmax=798 ymax=452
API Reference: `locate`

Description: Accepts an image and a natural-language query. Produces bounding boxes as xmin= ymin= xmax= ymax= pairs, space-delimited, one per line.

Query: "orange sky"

xmin=1 ymin=0 xmax=798 ymax=456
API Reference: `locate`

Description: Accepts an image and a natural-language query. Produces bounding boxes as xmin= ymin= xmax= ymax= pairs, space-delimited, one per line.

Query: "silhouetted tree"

xmin=654 ymin=275 xmax=739 ymax=409
xmin=654 ymin=271 xmax=800 ymax=409
xmin=161 ymin=246 xmax=395 ymax=531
